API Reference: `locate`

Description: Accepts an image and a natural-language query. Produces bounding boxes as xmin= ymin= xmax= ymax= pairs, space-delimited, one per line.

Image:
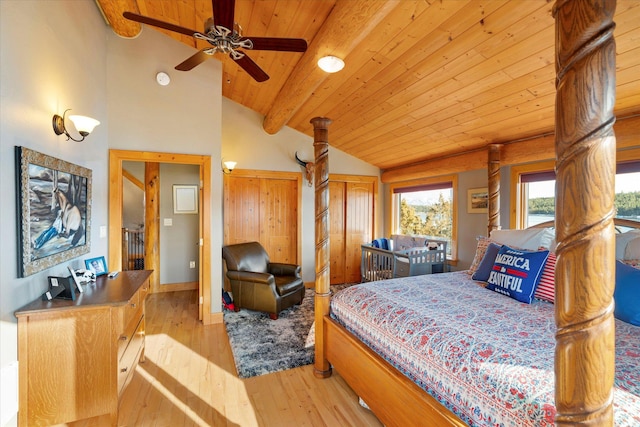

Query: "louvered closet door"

xmin=224 ymin=173 xmax=298 ymax=265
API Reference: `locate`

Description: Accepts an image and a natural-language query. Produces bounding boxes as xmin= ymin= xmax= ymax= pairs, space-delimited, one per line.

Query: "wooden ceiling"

xmin=96 ymin=0 xmax=640 ymax=172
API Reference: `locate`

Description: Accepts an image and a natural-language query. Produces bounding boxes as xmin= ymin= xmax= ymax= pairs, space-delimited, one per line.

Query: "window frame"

xmin=510 ymin=148 xmax=640 ymax=229
xmin=388 ymin=174 xmax=458 ymax=261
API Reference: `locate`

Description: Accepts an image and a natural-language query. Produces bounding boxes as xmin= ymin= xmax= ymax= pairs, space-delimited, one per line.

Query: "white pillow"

xmin=624 ymin=235 xmax=640 ymax=260
xmin=489 ymin=228 xmax=555 ymax=250
xmin=616 ymin=230 xmax=640 ymax=259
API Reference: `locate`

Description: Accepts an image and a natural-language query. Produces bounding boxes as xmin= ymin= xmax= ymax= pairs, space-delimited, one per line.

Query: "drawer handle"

xmin=130 ymin=303 xmax=136 ymax=308
xmin=120 ymin=367 xmax=128 ymax=373
xmin=120 ymin=335 xmax=128 ymax=341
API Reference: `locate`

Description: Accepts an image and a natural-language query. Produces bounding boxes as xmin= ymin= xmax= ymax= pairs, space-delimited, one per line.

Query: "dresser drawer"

xmin=118 ymin=315 xmax=145 ymax=395
xmin=118 ymin=305 xmax=143 ymax=360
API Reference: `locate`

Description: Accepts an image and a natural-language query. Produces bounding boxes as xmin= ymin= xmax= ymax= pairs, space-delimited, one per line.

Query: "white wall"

xmin=0 ymin=2 xmax=109 ymax=426
xmin=221 ymin=99 xmax=382 ymax=281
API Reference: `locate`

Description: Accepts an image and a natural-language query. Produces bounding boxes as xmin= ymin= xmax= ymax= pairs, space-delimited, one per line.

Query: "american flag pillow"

xmin=534 ymin=251 xmax=556 ymax=303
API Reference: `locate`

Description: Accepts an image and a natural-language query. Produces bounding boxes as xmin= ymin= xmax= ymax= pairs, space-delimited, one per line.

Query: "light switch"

xmin=99 ymin=226 xmax=107 ymax=238
xmin=164 ymin=218 xmax=173 ymax=226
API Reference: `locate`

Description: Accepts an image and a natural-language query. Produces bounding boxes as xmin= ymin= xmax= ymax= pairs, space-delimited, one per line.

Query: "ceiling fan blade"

xmin=212 ymin=0 xmax=235 ymax=31
xmin=244 ymin=37 xmax=308 ymax=52
xmin=175 ymin=50 xmax=212 ymax=71
xmin=233 ymin=54 xmax=269 ymax=82
xmin=123 ymin=12 xmax=198 ymax=37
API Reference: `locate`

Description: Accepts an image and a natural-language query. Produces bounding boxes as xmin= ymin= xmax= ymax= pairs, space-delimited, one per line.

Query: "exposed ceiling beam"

xmin=95 ymin=0 xmax=142 ymax=38
xmin=262 ymin=0 xmax=399 ymax=135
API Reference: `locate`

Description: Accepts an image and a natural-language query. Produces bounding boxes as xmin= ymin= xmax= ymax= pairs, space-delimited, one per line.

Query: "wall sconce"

xmin=317 ymin=55 xmax=345 ymax=73
xmin=222 ymin=160 xmax=237 ymax=174
xmin=52 ymin=109 xmax=100 ymax=142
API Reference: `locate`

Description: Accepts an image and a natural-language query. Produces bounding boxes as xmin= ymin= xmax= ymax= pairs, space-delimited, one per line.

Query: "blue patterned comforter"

xmin=330 ymin=271 xmax=640 ymax=426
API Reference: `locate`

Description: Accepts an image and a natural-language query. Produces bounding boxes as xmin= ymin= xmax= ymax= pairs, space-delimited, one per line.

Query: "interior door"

xmin=329 ymin=181 xmax=346 ymax=284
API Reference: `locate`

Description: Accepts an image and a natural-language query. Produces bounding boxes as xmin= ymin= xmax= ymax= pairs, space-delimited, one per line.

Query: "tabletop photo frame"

xmin=85 ymin=256 xmax=108 ymax=276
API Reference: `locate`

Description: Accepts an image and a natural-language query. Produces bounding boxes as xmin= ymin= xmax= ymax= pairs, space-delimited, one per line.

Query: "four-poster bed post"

xmin=313 ymin=1 xmax=620 ymax=425
xmin=553 ymin=0 xmax=617 ymax=424
xmin=312 ymin=117 xmax=333 ymax=378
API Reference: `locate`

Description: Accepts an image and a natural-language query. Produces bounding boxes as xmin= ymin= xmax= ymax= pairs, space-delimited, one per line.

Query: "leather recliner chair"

xmin=222 ymin=241 xmax=305 ymax=320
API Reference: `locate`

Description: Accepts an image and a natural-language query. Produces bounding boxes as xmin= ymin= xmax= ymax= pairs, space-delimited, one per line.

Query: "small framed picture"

xmin=85 ymin=256 xmax=108 ymax=276
xmin=467 ymin=187 xmax=489 ymax=214
xmin=173 ymin=184 xmax=199 ymax=214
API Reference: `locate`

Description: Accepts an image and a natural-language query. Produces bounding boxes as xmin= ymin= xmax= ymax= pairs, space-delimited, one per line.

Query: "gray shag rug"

xmin=223 ymin=285 xmax=351 ymax=378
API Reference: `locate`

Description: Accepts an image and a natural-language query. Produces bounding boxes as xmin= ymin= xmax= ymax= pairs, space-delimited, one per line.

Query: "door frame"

xmin=109 ymin=150 xmax=212 ymax=321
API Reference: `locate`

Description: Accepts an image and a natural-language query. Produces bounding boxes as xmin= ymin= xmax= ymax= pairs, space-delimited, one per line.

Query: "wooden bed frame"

xmin=312 ymin=2 xmax=628 ymax=426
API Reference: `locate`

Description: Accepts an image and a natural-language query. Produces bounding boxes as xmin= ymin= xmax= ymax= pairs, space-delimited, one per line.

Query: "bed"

xmin=310 ymin=3 xmax=634 ymax=426
xmin=330 ymin=270 xmax=640 ymax=426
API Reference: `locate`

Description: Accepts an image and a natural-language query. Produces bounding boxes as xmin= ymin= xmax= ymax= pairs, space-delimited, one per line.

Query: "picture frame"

xmin=467 ymin=187 xmax=489 ymax=214
xmin=46 ymin=275 xmax=76 ymax=301
xmin=85 ymin=256 xmax=108 ymax=276
xmin=15 ymin=146 xmax=92 ymax=277
xmin=173 ymin=184 xmax=198 ymax=214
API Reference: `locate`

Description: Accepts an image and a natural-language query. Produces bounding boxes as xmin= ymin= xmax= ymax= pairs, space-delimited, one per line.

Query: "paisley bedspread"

xmin=330 ymin=271 xmax=640 ymax=426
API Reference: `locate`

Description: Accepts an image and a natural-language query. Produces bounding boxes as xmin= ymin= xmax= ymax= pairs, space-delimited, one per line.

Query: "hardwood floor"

xmin=73 ymin=290 xmax=383 ymax=426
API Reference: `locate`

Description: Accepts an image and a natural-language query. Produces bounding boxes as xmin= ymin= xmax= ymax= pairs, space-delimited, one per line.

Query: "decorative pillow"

xmin=620 ymin=259 xmax=640 ymax=270
xmin=471 ymin=242 xmax=502 ymax=282
xmin=534 ymin=251 xmax=556 ymax=303
xmin=371 ymin=238 xmax=390 ymax=250
xmin=490 ymin=227 xmax=555 ymax=250
xmin=614 ymin=260 xmax=640 ymax=326
xmin=468 ymin=236 xmax=492 ymax=276
xmin=486 ymin=245 xmax=550 ymax=304
xmin=624 ymin=235 xmax=640 ymax=260
xmin=615 ymin=230 xmax=640 ymax=259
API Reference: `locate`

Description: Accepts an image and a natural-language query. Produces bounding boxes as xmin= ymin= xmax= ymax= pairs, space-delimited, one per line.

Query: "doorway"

xmin=109 ymin=150 xmax=212 ymax=321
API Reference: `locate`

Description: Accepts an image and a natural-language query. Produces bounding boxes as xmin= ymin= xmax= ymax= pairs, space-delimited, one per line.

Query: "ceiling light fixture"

xmin=317 ymin=55 xmax=345 ymax=73
xmin=52 ymin=109 xmax=100 ymax=142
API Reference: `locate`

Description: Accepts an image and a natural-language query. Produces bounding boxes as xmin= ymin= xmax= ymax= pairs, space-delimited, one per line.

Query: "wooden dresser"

xmin=15 ymin=270 xmax=152 ymax=426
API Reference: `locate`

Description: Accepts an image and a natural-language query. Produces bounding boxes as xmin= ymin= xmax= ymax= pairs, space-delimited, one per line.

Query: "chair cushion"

xmin=274 ymin=276 xmax=304 ymax=296
xmin=222 ymin=242 xmax=269 ymax=273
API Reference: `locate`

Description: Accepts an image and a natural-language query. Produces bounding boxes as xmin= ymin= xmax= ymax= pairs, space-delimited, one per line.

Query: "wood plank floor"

xmin=74 ymin=290 xmax=383 ymax=427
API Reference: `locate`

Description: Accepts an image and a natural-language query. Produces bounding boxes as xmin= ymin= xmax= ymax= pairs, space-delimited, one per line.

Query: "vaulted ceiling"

xmin=96 ymin=0 xmax=640 ymax=172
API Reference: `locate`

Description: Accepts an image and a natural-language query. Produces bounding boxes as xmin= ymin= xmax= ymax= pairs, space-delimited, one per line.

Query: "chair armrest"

xmin=226 ymin=270 xmax=274 ymax=285
xmin=268 ymin=263 xmax=301 ymax=277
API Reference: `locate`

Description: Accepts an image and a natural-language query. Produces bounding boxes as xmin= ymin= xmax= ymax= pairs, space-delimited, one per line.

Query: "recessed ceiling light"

xmin=317 ymin=56 xmax=345 ymax=73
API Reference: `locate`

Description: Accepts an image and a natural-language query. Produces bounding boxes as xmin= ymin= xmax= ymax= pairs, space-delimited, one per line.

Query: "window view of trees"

xmin=399 ymin=194 xmax=452 ymax=238
xmin=528 ymin=192 xmax=640 ymax=217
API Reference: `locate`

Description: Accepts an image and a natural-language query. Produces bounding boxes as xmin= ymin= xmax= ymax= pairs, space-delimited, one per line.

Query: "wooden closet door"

xmin=329 ymin=182 xmax=346 ymax=284
xmin=345 ymin=182 xmax=374 ymax=283
xmin=260 ymin=178 xmax=298 ymax=264
xmin=224 ymin=173 xmax=299 ymax=265
xmin=223 ymin=176 xmax=261 ymax=245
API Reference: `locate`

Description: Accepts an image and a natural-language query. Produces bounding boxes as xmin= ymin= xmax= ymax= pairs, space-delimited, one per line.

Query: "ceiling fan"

xmin=123 ymin=0 xmax=307 ymax=82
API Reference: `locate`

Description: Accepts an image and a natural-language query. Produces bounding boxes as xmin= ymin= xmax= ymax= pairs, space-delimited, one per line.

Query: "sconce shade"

xmin=317 ymin=56 xmax=345 ymax=73
xmin=69 ymin=115 xmax=100 ymax=136
xmin=52 ymin=109 xmax=100 ymax=142
xmin=222 ymin=160 xmax=237 ymax=174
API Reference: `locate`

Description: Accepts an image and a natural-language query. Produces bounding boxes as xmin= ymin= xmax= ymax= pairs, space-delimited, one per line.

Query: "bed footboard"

xmin=323 ymin=316 xmax=466 ymax=427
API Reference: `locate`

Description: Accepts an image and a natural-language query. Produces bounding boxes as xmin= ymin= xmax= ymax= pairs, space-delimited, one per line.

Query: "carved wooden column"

xmin=487 ymin=144 xmax=502 ymax=235
xmin=311 ymin=117 xmax=333 ymax=378
xmin=553 ymin=1 xmax=617 ymax=425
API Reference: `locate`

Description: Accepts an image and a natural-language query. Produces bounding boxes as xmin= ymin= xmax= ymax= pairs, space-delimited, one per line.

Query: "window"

xmin=511 ymin=155 xmax=640 ymax=228
xmin=389 ymin=175 xmax=457 ymax=259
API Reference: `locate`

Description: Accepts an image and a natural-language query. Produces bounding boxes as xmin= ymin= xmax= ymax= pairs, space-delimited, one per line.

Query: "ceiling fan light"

xmin=318 ymin=56 xmax=344 ymax=73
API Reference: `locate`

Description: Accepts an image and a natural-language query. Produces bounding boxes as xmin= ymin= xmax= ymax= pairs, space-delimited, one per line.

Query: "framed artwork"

xmin=173 ymin=184 xmax=198 ymax=214
xmin=85 ymin=256 xmax=108 ymax=276
xmin=15 ymin=146 xmax=92 ymax=277
xmin=467 ymin=187 xmax=489 ymax=214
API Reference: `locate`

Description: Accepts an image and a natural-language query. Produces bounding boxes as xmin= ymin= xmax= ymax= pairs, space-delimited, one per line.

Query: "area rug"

xmin=223 ymin=284 xmax=351 ymax=378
